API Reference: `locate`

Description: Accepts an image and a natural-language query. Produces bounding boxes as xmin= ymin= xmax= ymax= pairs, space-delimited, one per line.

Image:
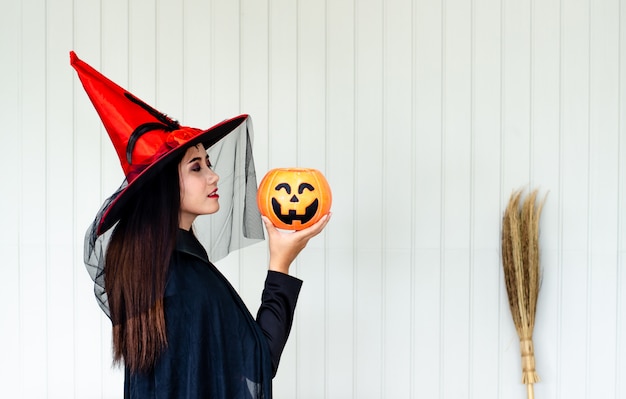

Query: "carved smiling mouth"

xmin=271 ymin=198 xmax=319 ymax=225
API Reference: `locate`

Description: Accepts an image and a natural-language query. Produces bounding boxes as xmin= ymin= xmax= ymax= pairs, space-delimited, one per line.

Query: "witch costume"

xmin=71 ymin=52 xmax=301 ymax=399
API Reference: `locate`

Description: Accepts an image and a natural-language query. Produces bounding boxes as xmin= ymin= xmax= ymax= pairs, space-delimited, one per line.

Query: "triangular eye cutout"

xmin=298 ymin=183 xmax=314 ymax=194
xmin=275 ymin=183 xmax=292 ymax=194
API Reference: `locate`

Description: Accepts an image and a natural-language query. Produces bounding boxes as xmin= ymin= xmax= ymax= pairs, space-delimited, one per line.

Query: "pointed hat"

xmin=70 ymin=51 xmax=248 ymax=235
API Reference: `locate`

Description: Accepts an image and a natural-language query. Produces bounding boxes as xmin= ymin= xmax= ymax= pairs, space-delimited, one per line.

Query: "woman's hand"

xmin=262 ymin=213 xmax=332 ymax=274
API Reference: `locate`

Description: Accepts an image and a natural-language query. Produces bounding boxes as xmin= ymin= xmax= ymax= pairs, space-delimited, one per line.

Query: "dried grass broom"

xmin=501 ymin=188 xmax=546 ymax=399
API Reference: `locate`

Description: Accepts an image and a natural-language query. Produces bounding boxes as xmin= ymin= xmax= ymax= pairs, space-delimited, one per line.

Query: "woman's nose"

xmin=206 ymin=169 xmax=219 ymax=184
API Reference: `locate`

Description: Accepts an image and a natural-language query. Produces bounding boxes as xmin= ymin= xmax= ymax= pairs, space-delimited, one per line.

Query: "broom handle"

xmin=520 ymin=338 xmax=539 ymax=399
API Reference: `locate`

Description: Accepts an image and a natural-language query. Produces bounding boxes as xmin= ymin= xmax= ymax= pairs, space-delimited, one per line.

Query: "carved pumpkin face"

xmin=257 ymin=168 xmax=332 ymax=230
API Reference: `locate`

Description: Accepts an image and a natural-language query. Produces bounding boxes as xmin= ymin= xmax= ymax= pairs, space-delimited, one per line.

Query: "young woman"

xmin=71 ymin=52 xmax=330 ymax=398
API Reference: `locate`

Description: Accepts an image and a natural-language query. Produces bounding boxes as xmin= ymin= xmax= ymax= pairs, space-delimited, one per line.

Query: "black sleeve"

xmin=256 ymin=270 xmax=303 ymax=376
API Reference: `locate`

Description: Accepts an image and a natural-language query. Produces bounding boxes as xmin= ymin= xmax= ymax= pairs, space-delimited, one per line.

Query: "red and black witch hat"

xmin=70 ymin=51 xmax=248 ymax=235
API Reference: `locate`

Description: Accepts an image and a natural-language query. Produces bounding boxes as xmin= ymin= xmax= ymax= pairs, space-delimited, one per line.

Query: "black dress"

xmin=124 ymin=229 xmax=302 ymax=398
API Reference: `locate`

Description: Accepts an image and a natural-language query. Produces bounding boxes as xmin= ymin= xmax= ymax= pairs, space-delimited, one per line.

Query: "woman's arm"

xmin=256 ymin=271 xmax=302 ymax=375
xmin=256 ymin=213 xmax=331 ymax=374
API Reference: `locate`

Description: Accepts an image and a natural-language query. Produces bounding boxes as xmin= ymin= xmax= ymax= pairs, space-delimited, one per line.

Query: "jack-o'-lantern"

xmin=257 ymin=168 xmax=332 ymax=230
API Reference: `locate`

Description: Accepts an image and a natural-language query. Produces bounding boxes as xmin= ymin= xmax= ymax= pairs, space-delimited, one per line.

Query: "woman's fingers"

xmin=293 ymin=213 xmax=331 ymax=239
xmin=262 ymin=213 xmax=332 ymax=273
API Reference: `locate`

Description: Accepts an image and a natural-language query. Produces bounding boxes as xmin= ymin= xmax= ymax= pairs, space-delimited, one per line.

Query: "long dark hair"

xmin=104 ymin=157 xmax=182 ymax=373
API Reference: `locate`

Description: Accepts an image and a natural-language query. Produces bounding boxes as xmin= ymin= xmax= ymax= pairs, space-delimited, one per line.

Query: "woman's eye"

xmin=206 ymin=160 xmax=213 ymax=169
xmin=191 ymin=164 xmax=201 ymax=172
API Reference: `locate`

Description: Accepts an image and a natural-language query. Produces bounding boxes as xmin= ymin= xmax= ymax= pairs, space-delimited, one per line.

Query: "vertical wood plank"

xmin=382 ymin=0 xmax=413 ymax=397
xmin=443 ymin=0 xmax=472 ymax=248
xmin=297 ymin=0 xmax=327 ymax=172
xmin=619 ymin=4 xmax=626 ymax=397
xmin=46 ymin=1 xmax=79 ymax=397
xmin=326 ymin=0 xmax=356 ymax=396
xmin=472 ymin=1 xmax=503 ymax=251
xmin=354 ymin=0 xmax=384 ymax=397
xmin=413 ymin=0 xmax=443 ymax=251
xmin=238 ymin=1 xmax=270 ymax=371
xmin=295 ymin=1 xmax=328 ymax=397
xmin=413 ymin=250 xmax=443 ymax=398
xmin=267 ymin=0 xmax=298 ymax=169
xmin=441 ymin=249 xmax=470 ymax=399
xmin=471 ymin=0 xmax=502 ymax=397
xmin=238 ymin=0 xmax=270 ymax=328
xmin=265 ymin=2 xmax=299 ymax=396
xmin=72 ymin=2 xmax=106 ymax=397
xmin=20 ymin=1 xmax=49 ymax=397
xmin=442 ymin=0 xmax=473 ymax=397
xmin=238 ymin=2 xmax=270 ymax=315
xmin=618 ymin=254 xmax=625 ymax=399
xmin=501 ymin=0 xmax=531 ymax=189
xmin=129 ymin=0 xmax=157 ymax=102
xmin=528 ymin=0 xmax=561 ymax=398
xmin=559 ymin=1 xmax=591 ymax=398
xmin=156 ymin=0 xmax=184 ymax=118
xmin=99 ymin=2 xmax=130 ymax=396
xmin=240 ymin=0 xmax=269 ymax=168
xmin=412 ymin=0 xmax=443 ymax=397
xmin=587 ymin=0 xmax=620 ymax=397
xmin=499 ymin=0 xmax=538 ymax=396
xmin=101 ymin=0 xmax=129 ymax=202
xmin=182 ymin=0 xmax=212 ymax=127
xmin=212 ymin=0 xmax=241 ymax=117
xmin=239 ymin=0 xmax=270 ymax=322
xmin=498 ymin=1 xmax=533 ymax=399
xmin=0 ymin=0 xmax=22 ymax=397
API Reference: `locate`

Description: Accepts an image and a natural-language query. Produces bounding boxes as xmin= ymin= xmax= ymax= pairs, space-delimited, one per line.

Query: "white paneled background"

xmin=0 ymin=0 xmax=624 ymax=398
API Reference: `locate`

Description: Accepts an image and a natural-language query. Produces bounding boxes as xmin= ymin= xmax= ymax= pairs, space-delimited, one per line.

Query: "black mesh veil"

xmin=83 ymin=117 xmax=264 ymax=317
xmin=195 ymin=118 xmax=264 ymax=260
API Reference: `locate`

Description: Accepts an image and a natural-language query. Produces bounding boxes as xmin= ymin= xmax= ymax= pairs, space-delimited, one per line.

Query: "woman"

xmin=71 ymin=52 xmax=330 ymax=398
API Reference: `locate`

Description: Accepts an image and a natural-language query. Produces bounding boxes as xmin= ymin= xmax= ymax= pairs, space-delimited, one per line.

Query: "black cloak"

xmin=124 ymin=229 xmax=302 ymax=398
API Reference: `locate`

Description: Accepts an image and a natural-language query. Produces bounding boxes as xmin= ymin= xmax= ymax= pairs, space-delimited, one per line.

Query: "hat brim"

xmin=96 ymin=114 xmax=249 ymax=235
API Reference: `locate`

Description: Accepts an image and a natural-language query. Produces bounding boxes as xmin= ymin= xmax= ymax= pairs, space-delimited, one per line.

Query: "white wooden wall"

xmin=0 ymin=0 xmax=624 ymax=398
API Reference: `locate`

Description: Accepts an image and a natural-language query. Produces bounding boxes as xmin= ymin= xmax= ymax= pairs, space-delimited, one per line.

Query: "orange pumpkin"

xmin=257 ymin=168 xmax=332 ymax=230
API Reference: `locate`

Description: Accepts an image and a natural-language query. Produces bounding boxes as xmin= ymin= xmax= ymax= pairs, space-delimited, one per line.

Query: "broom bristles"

xmin=502 ymin=188 xmax=546 ymax=388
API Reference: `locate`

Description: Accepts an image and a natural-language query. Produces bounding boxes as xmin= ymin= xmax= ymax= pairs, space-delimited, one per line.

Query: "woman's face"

xmin=178 ymin=144 xmax=220 ymax=230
